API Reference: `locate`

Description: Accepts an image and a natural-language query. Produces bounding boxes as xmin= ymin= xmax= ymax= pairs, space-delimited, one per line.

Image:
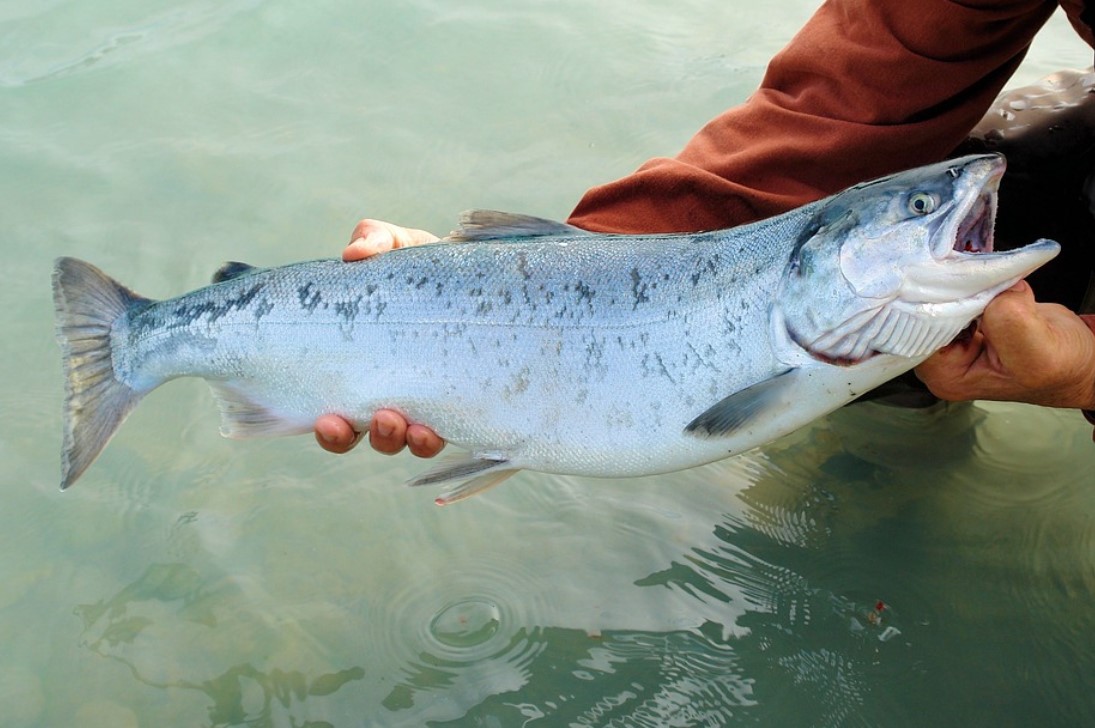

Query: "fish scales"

xmin=53 ymin=155 xmax=1061 ymax=501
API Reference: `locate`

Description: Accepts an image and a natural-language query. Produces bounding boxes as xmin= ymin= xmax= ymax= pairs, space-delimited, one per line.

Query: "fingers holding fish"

xmin=405 ymin=423 xmax=445 ymax=458
xmin=344 ymin=219 xmax=440 ymax=261
xmin=367 ymin=410 xmax=445 ymax=457
xmin=314 ymin=414 xmax=362 ymax=454
xmin=916 ymin=282 xmax=1095 ymax=409
xmin=314 ymin=410 xmax=445 ymax=457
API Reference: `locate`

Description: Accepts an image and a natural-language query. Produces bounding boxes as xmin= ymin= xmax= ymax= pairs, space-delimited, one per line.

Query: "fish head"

xmin=778 ymin=153 xmax=1060 ymax=363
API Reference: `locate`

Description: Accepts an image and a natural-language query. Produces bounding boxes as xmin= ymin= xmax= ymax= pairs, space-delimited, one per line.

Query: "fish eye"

xmin=908 ymin=192 xmax=938 ymax=215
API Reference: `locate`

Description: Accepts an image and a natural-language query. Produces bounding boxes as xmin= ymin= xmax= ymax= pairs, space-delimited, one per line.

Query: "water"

xmin=3 ymin=1 xmax=1095 ymax=725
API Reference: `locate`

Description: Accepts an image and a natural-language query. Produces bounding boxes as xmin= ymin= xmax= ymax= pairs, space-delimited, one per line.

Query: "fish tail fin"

xmin=52 ymin=257 xmax=154 ymax=490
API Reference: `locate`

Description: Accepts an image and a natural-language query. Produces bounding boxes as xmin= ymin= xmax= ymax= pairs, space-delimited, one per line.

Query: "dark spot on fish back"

xmin=297 ymin=282 xmax=322 ymax=312
xmin=516 ymin=252 xmax=532 ymax=280
xmin=334 ymin=296 xmax=362 ymax=322
xmin=172 ymin=283 xmax=266 ymax=326
xmin=253 ymin=297 xmax=274 ymax=320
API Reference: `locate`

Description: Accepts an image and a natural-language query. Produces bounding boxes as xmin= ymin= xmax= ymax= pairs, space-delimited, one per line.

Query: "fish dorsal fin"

xmin=212 ymin=261 xmax=261 ymax=283
xmin=444 ymin=210 xmax=592 ymax=242
xmin=685 ymin=368 xmax=799 ymax=437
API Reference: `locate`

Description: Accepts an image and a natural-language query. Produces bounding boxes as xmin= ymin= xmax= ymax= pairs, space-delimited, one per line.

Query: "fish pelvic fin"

xmin=406 ymin=454 xmax=517 ymax=506
xmin=52 ymin=257 xmax=154 ymax=490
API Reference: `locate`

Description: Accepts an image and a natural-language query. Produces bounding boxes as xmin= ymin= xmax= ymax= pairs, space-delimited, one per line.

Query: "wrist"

xmin=1083 ymin=315 xmax=1095 ymax=411
xmin=1079 ymin=316 xmax=1095 ymax=423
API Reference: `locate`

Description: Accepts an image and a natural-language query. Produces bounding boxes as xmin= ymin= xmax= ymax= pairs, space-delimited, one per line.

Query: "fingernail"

xmin=376 ymin=421 xmax=394 ymax=438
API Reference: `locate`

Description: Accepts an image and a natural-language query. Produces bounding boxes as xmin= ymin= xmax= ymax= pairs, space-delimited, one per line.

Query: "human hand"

xmin=915 ymin=281 xmax=1095 ymax=411
xmin=313 ymin=219 xmax=446 ymax=458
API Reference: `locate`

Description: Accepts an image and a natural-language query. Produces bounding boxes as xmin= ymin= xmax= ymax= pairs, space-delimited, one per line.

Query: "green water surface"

xmin=2 ymin=1 xmax=1094 ymax=725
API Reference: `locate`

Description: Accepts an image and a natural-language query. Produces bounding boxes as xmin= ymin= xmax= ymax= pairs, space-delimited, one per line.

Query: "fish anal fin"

xmin=444 ymin=210 xmax=592 ymax=242
xmin=208 ymin=382 xmax=311 ymax=438
xmin=406 ymin=454 xmax=517 ymax=505
xmin=685 ymin=368 xmax=799 ymax=438
xmin=435 ymin=469 xmax=518 ymax=506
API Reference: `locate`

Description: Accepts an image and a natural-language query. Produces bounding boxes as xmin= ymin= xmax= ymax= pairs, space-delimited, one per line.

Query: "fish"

xmin=52 ymin=153 xmax=1059 ymax=504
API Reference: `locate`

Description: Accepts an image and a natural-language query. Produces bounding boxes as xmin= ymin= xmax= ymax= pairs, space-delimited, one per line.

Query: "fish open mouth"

xmin=941 ymin=156 xmax=1004 ymax=259
xmin=953 ymin=189 xmax=996 ymax=254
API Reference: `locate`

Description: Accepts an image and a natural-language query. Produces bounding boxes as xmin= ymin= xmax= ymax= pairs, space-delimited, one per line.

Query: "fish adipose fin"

xmin=211 ymin=261 xmax=262 ymax=283
xmin=52 ymin=257 xmax=154 ymax=490
xmin=685 ymin=368 xmax=800 ymax=437
xmin=406 ymin=454 xmax=517 ymax=506
xmin=445 ymin=210 xmax=592 ymax=242
xmin=208 ymin=383 xmax=313 ymax=438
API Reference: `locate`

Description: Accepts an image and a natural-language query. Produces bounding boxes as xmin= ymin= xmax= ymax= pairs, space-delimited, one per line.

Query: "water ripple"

xmin=0 ymin=0 xmax=264 ymax=87
xmin=364 ymin=553 xmax=551 ymax=718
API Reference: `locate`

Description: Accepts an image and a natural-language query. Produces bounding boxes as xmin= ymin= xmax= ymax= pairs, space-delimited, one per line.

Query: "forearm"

xmin=568 ymin=0 xmax=1058 ymax=234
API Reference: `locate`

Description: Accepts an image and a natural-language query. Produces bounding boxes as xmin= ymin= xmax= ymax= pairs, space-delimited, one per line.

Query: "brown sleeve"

xmin=567 ymin=0 xmax=1060 ymax=234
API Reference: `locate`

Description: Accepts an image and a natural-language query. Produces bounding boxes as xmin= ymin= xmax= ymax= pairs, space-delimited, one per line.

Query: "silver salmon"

xmin=53 ymin=154 xmax=1059 ymax=503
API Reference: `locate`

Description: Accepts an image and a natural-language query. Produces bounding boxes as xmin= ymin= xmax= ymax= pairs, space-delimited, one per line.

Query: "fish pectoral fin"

xmin=406 ymin=454 xmax=518 ymax=506
xmin=684 ymin=368 xmax=800 ymax=438
xmin=208 ymin=383 xmax=311 ymax=438
xmin=444 ymin=210 xmax=592 ymax=242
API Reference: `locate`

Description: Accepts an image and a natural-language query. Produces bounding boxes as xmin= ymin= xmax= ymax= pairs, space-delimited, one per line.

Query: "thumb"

xmin=976 ymin=280 xmax=1049 ymax=375
xmin=344 ymin=223 xmax=397 ymax=261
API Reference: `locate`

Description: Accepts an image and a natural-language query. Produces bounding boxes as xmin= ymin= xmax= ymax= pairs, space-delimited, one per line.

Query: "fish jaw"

xmin=899 ymin=239 xmax=1061 ymax=310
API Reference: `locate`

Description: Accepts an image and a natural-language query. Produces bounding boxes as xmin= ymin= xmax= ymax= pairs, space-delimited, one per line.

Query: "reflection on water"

xmin=76 ymin=563 xmax=365 ymax=727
